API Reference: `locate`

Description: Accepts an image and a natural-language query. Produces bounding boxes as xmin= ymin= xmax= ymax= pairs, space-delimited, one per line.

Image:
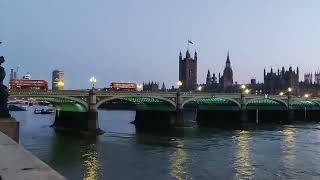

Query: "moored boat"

xmin=34 ymin=108 xmax=55 ymax=114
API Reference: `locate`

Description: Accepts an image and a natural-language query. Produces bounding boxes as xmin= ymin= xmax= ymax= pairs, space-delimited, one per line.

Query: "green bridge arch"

xmin=32 ymin=97 xmax=87 ymax=112
xmin=95 ymin=96 xmax=176 ymax=111
xmin=9 ymin=95 xmax=89 ymax=111
xmin=291 ymin=100 xmax=320 ymax=110
xmin=182 ymin=97 xmax=241 ymax=110
xmin=245 ymin=98 xmax=288 ymax=110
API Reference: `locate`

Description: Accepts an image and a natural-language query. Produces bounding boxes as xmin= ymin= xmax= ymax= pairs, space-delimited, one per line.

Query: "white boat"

xmin=34 ymin=108 xmax=55 ymax=114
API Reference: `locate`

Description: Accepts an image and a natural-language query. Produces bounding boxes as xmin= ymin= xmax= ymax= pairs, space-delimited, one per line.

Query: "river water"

xmin=10 ymin=108 xmax=320 ymax=180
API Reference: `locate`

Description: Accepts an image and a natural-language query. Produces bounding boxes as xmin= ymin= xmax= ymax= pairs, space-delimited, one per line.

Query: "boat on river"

xmin=8 ymin=104 xmax=28 ymax=111
xmin=34 ymin=108 xmax=55 ymax=114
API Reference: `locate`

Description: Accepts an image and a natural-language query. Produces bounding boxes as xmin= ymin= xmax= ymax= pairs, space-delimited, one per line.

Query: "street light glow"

xmin=240 ymin=84 xmax=246 ymax=89
xmin=245 ymin=89 xmax=250 ymax=94
xmin=57 ymin=81 xmax=64 ymax=87
xmin=177 ymin=81 xmax=183 ymax=87
xmin=137 ymin=84 xmax=143 ymax=91
xmin=197 ymin=86 xmax=203 ymax=91
xmin=89 ymin=76 xmax=97 ymax=88
xmin=89 ymin=76 xmax=97 ymax=83
xmin=279 ymin=92 xmax=284 ymax=96
xmin=304 ymin=94 xmax=309 ymax=98
xmin=288 ymin=87 xmax=292 ymax=92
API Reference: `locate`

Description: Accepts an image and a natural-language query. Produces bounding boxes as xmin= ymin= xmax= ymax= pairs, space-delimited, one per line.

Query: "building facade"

xmin=220 ymin=52 xmax=234 ymax=91
xmin=264 ymin=66 xmax=299 ymax=95
xmin=52 ymin=70 xmax=64 ymax=90
xmin=204 ymin=51 xmax=235 ymax=92
xmin=304 ymin=73 xmax=313 ymax=84
xmin=179 ymin=50 xmax=197 ymax=90
xmin=143 ymin=81 xmax=159 ymax=91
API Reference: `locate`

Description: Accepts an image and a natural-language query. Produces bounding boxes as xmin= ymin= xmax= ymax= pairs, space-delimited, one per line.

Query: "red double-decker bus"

xmin=9 ymin=80 xmax=48 ymax=90
xmin=110 ymin=82 xmax=138 ymax=91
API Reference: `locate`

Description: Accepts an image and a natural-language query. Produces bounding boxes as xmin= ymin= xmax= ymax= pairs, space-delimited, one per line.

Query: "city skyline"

xmin=2 ymin=0 xmax=320 ymax=88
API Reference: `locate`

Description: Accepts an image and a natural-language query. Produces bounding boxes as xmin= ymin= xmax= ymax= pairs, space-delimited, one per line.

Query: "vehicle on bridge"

xmin=110 ymin=82 xmax=138 ymax=91
xmin=9 ymin=79 xmax=48 ymax=90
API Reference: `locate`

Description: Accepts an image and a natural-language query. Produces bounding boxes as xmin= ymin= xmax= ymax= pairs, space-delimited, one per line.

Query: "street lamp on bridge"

xmin=197 ymin=85 xmax=203 ymax=91
xmin=177 ymin=81 xmax=182 ymax=88
xmin=89 ymin=76 xmax=97 ymax=89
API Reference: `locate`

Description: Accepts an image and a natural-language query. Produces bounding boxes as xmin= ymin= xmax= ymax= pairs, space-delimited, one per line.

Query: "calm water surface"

xmin=10 ymin=108 xmax=320 ymax=180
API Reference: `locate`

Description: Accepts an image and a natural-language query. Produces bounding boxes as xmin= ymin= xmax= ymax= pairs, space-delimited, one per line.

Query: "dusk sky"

xmin=1 ymin=0 xmax=320 ymax=89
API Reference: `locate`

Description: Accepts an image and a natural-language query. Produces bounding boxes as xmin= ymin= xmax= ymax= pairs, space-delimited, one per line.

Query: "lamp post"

xmin=287 ymin=87 xmax=292 ymax=108
xmin=197 ymin=85 xmax=203 ymax=92
xmin=89 ymin=76 xmax=97 ymax=89
xmin=177 ymin=81 xmax=182 ymax=90
xmin=137 ymin=84 xmax=143 ymax=91
xmin=176 ymin=80 xmax=183 ymax=106
xmin=240 ymin=84 xmax=249 ymax=109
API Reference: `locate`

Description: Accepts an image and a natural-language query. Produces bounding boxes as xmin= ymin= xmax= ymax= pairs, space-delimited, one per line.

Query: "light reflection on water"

xmin=233 ymin=130 xmax=254 ymax=179
xmin=170 ymin=140 xmax=189 ymax=180
xmin=282 ymin=126 xmax=296 ymax=171
xmin=82 ymin=144 xmax=101 ymax=180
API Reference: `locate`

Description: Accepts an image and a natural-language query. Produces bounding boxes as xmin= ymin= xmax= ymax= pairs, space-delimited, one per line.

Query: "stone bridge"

xmin=9 ymin=89 xmax=320 ymax=133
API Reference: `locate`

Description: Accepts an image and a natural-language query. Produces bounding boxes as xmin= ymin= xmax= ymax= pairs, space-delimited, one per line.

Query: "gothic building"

xmin=179 ymin=50 xmax=197 ymax=90
xmin=220 ymin=51 xmax=234 ymax=91
xmin=304 ymin=73 xmax=313 ymax=84
xmin=264 ymin=66 xmax=299 ymax=94
xmin=143 ymin=81 xmax=159 ymax=91
xmin=204 ymin=51 xmax=235 ymax=92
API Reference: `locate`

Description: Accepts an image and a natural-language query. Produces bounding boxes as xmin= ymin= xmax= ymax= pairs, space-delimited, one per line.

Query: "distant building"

xmin=304 ymin=73 xmax=313 ymax=84
xmin=143 ymin=81 xmax=159 ymax=91
xmin=160 ymin=82 xmax=167 ymax=91
xmin=179 ymin=49 xmax=197 ymax=90
xmin=204 ymin=51 xmax=236 ymax=93
xmin=315 ymin=72 xmax=320 ymax=85
xmin=264 ymin=66 xmax=299 ymax=95
xmin=220 ymin=51 xmax=234 ymax=91
xmin=52 ymin=70 xmax=64 ymax=90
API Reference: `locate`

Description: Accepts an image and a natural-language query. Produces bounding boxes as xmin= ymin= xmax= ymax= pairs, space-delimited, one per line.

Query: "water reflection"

xmin=82 ymin=143 xmax=101 ymax=180
xmin=233 ymin=130 xmax=254 ymax=179
xmin=170 ymin=139 xmax=189 ymax=180
xmin=282 ymin=126 xmax=296 ymax=170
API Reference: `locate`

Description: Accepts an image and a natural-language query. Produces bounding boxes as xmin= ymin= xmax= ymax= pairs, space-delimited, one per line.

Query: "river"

xmin=10 ymin=108 xmax=320 ymax=180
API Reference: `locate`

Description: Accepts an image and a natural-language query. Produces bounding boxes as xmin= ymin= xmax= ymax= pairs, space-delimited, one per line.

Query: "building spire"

xmin=226 ymin=50 xmax=230 ymax=63
xmin=186 ymin=49 xmax=190 ymax=59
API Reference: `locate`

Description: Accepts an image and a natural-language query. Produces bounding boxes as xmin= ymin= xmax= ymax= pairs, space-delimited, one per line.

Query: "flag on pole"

xmin=188 ymin=40 xmax=194 ymax=44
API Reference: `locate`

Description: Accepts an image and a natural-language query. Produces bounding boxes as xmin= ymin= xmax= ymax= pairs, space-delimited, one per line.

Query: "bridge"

xmin=9 ymin=89 xmax=320 ymax=133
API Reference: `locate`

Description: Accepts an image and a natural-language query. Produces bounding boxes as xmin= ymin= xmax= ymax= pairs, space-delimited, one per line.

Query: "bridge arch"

xmin=95 ymin=96 xmax=177 ymax=111
xmin=10 ymin=94 xmax=89 ymax=111
xmin=291 ymin=99 xmax=320 ymax=110
xmin=245 ymin=98 xmax=288 ymax=110
xmin=182 ymin=97 xmax=241 ymax=110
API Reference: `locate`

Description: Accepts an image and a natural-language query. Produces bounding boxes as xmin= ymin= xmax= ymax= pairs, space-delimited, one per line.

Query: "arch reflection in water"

xmin=170 ymin=139 xmax=190 ymax=180
xmin=233 ymin=130 xmax=254 ymax=179
xmin=282 ymin=126 xmax=296 ymax=170
xmin=82 ymin=144 xmax=101 ymax=180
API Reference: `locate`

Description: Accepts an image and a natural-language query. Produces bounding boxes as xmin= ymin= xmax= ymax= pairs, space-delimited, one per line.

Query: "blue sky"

xmin=1 ymin=0 xmax=320 ymax=89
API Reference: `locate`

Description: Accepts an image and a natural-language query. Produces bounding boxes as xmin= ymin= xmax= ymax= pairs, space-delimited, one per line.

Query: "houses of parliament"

xmin=178 ymin=49 xmax=320 ymax=96
xmin=179 ymin=49 xmax=236 ymax=92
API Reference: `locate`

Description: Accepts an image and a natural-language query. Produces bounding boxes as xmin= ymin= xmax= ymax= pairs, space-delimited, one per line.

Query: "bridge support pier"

xmin=240 ymin=110 xmax=248 ymax=123
xmin=53 ymin=110 xmax=104 ymax=135
xmin=174 ymin=109 xmax=184 ymax=127
xmin=134 ymin=110 xmax=174 ymax=132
